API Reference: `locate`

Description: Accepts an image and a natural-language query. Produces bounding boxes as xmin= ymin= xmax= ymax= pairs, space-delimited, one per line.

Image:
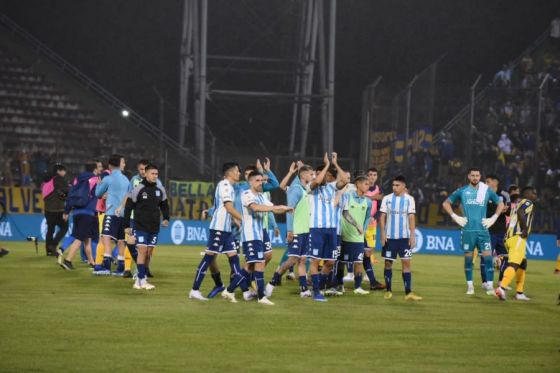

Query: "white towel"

xmin=476 ymin=182 xmax=488 ymax=204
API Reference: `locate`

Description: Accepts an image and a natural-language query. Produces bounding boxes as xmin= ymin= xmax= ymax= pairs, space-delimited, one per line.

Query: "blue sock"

xmin=354 ymin=274 xmax=363 ymax=289
xmin=60 ymin=236 xmax=75 ymax=252
xmin=228 ymin=255 xmax=241 ymax=276
xmin=384 ymin=268 xmax=393 ymax=292
xmin=103 ymin=255 xmax=112 ymax=271
xmin=464 ymin=256 xmax=473 ymax=282
xmin=117 ymin=258 xmax=125 ymax=272
xmin=255 ymin=271 xmax=265 ymax=299
xmin=137 ymin=264 xmax=146 ymax=279
xmin=347 ymin=262 xmax=354 ymax=273
xmin=127 ymin=244 xmax=138 ymax=263
xmin=211 ymin=272 xmax=223 ymax=287
xmin=312 ymin=273 xmax=320 ymax=294
xmin=270 ymin=271 xmax=282 ymax=286
xmin=363 ymin=257 xmax=377 ymax=283
xmin=299 ymin=275 xmax=308 ymax=291
xmin=192 ymin=254 xmax=214 ymax=291
xmin=319 ymin=273 xmax=329 ymax=290
xmin=483 ymin=254 xmax=494 ymax=283
xmin=499 ymin=256 xmax=508 ymax=281
xmin=480 ymin=257 xmax=487 ymax=283
xmin=239 ymin=269 xmax=250 ymax=292
xmin=403 ymin=272 xmax=412 ymax=294
xmin=336 ymin=262 xmax=345 ymax=286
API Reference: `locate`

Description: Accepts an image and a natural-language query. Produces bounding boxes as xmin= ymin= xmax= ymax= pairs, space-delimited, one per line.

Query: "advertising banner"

xmin=0 ymin=214 xmax=556 ymax=261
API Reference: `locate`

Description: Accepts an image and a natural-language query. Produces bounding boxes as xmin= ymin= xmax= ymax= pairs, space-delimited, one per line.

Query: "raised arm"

xmin=309 ymin=153 xmax=330 ymax=190
xmin=279 ymin=162 xmax=298 ymax=191
xmin=331 ymin=152 xmax=348 ymax=190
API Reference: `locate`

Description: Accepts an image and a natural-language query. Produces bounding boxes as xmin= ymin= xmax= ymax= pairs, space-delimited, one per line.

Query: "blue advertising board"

xmin=0 ymin=214 xmax=557 ymax=261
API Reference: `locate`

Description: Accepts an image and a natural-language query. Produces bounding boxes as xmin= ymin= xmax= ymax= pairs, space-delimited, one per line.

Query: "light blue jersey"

xmin=380 ymin=193 xmax=416 ymax=239
xmin=209 ymin=179 xmax=235 ymax=232
xmin=447 ymin=183 xmax=500 ymax=232
xmin=309 ymin=181 xmax=338 ymax=229
xmin=241 ymin=190 xmax=272 ymax=242
xmin=95 ymin=169 xmax=130 ymax=217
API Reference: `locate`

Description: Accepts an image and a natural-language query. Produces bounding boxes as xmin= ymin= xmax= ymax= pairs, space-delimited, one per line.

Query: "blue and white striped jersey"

xmin=335 ymin=190 xmax=349 ymax=235
xmin=380 ymin=193 xmax=416 ymax=239
xmin=309 ymin=181 xmax=338 ymax=229
xmin=241 ymin=190 xmax=272 ymax=242
xmin=209 ymin=179 xmax=235 ymax=232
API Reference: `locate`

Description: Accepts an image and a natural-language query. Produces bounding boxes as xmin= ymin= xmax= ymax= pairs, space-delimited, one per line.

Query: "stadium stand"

xmin=0 ymin=14 xmax=208 ymax=187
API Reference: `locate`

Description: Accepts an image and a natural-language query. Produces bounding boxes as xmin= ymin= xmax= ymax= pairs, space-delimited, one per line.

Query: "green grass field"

xmin=1 ymin=242 xmax=559 ymax=372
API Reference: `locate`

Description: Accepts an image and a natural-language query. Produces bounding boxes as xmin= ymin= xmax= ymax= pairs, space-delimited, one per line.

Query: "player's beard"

xmin=470 ymin=180 xmax=479 ymax=187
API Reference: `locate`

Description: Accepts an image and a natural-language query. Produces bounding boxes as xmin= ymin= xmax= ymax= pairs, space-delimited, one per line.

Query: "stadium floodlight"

xmin=121 ymin=109 xmax=130 ymax=117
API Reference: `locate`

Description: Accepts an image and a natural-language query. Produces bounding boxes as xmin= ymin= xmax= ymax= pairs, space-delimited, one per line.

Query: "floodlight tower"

xmin=179 ymin=0 xmax=337 ymax=173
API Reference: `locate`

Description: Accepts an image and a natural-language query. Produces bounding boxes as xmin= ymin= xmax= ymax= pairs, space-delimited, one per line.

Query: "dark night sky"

xmin=1 ymin=0 xmax=558 ymax=158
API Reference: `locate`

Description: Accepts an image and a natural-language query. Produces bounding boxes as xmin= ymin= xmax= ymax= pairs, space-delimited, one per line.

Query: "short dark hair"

xmin=145 ymin=164 xmax=158 ymax=171
xmin=467 ymin=167 xmax=481 ymax=174
xmin=298 ymin=165 xmax=313 ymax=176
xmin=393 ymin=175 xmax=407 ymax=185
xmin=244 ymin=164 xmax=258 ymax=174
xmin=137 ymin=159 xmax=150 ymax=166
xmin=85 ymin=161 xmax=98 ymax=173
xmin=354 ymin=175 xmax=368 ymax=184
xmin=222 ymin=162 xmax=240 ymax=175
xmin=52 ymin=163 xmax=66 ymax=174
xmin=108 ymin=154 xmax=124 ymax=168
xmin=353 ymin=170 xmax=366 ymax=179
xmin=327 ymin=166 xmax=337 ymax=179
xmin=248 ymin=170 xmax=263 ymax=180
xmin=521 ymin=186 xmax=535 ymax=195
xmin=486 ymin=174 xmax=499 ymax=182
xmin=367 ymin=167 xmax=378 ymax=174
xmin=508 ymin=184 xmax=519 ymax=194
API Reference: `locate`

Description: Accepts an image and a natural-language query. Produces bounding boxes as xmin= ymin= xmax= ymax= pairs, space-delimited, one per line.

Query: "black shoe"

xmin=0 ymin=248 xmax=9 ymax=257
xmin=370 ymin=281 xmax=386 ymax=291
xmin=123 ymin=270 xmax=133 ymax=278
xmin=146 ymin=268 xmax=154 ymax=278
xmin=60 ymin=259 xmax=74 ymax=270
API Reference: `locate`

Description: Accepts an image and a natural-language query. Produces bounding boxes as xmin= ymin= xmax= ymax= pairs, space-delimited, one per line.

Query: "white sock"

xmin=467 ymin=280 xmax=474 ymax=287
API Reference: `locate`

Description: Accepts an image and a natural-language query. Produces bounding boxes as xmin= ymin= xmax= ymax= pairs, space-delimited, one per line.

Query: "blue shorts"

xmin=243 ymin=240 xmax=265 ymax=263
xmin=101 ymin=215 xmax=125 ymax=241
xmin=206 ymin=229 xmax=238 ymax=254
xmin=382 ymin=239 xmax=412 ymax=261
xmin=491 ymin=233 xmax=507 ymax=256
xmin=340 ymin=241 xmax=365 ymax=263
xmin=287 ymin=233 xmax=309 ymax=257
xmin=263 ymin=229 xmax=272 ymax=253
xmin=135 ymin=230 xmax=158 ymax=247
xmin=308 ymin=228 xmax=338 ymax=261
xmin=71 ymin=214 xmax=98 ymax=242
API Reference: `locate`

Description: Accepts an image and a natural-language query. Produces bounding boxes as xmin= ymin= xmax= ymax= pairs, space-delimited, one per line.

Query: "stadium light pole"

xmin=467 ymin=74 xmax=482 ymax=168
xmin=360 ymin=76 xmax=382 ymax=171
xmin=535 ymin=74 xmax=549 ymax=189
xmin=326 ymin=0 xmax=336 ymax=154
xmin=404 ymin=74 xmax=418 ymax=164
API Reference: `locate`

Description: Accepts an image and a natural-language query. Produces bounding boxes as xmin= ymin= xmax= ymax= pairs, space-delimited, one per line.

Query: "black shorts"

xmin=71 ymin=214 xmax=99 ymax=242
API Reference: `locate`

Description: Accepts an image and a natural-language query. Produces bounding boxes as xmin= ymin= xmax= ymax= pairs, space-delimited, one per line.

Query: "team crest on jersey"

xmin=142 ymin=192 xmax=148 ymax=199
xmin=155 ymin=190 xmax=161 ymax=197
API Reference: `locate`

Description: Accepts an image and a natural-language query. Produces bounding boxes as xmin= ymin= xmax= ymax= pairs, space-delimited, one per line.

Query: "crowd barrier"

xmin=1 ymin=214 xmax=557 ymax=261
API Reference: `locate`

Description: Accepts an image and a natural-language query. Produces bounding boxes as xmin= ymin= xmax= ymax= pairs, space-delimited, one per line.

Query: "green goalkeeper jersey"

xmin=447 ymin=183 xmax=500 ymax=232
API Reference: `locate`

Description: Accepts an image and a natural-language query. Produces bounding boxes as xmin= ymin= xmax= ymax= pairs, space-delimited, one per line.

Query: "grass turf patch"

xmin=1 ymin=242 xmax=559 ymax=372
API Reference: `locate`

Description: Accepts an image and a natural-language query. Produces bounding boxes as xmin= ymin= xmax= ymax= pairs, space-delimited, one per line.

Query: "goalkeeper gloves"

xmin=451 ymin=213 xmax=468 ymax=228
xmin=482 ymin=214 xmax=498 ymax=229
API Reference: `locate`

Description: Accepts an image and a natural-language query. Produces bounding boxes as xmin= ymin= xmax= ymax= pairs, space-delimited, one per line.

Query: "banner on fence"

xmin=1 ymin=214 xmax=556 ymax=260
